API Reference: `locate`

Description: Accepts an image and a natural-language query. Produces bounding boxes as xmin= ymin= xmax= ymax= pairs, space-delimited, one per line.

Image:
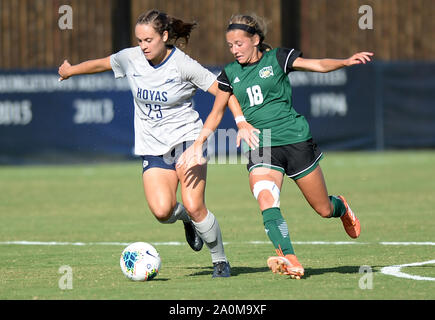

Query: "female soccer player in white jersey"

xmin=58 ymin=9 xmax=247 ymax=277
xmin=178 ymin=14 xmax=373 ymax=279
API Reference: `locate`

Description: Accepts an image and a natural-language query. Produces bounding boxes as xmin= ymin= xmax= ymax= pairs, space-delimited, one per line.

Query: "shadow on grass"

xmin=186 ymin=265 xmax=364 ymax=278
xmin=150 ymin=278 xmax=170 ymax=281
xmin=303 ymin=265 xmax=361 ymax=279
xmin=186 ymin=266 xmax=270 ymax=277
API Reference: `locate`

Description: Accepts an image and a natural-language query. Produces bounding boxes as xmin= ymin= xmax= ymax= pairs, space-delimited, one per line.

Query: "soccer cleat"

xmin=338 ymin=195 xmax=361 ymax=239
xmin=212 ymin=261 xmax=231 ymax=278
xmin=183 ymin=221 xmax=204 ymax=251
xmin=267 ymin=253 xmax=304 ymax=279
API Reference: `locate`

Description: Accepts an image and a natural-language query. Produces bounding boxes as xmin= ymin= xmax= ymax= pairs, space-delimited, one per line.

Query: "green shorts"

xmin=246 ymin=138 xmax=323 ymax=180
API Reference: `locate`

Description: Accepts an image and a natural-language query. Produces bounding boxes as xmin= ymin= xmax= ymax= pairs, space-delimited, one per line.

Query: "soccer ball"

xmin=120 ymin=242 xmax=161 ymax=281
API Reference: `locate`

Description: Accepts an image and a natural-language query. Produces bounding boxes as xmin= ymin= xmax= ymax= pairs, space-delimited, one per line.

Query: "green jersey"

xmin=218 ymin=48 xmax=311 ymax=150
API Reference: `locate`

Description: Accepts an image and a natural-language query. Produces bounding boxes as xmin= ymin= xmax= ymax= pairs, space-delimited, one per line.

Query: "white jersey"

xmin=110 ymin=46 xmax=216 ymax=155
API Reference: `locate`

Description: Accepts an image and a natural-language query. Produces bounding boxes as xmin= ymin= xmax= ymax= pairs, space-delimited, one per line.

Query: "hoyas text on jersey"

xmin=136 ymin=88 xmax=168 ymax=102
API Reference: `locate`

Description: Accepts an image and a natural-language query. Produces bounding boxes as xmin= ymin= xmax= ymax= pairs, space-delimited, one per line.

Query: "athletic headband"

xmin=227 ymin=23 xmax=256 ymax=35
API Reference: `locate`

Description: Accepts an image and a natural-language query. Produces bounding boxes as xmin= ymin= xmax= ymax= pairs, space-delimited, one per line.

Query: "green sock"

xmin=262 ymin=207 xmax=295 ymax=255
xmin=329 ymin=195 xmax=346 ymax=218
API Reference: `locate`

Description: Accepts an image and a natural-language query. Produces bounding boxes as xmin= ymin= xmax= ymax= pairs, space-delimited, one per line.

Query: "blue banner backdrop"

xmin=0 ymin=62 xmax=434 ymax=164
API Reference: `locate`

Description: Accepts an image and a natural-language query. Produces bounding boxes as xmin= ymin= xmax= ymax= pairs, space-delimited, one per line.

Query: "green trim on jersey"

xmin=224 ymin=48 xmax=311 ymax=151
xmin=248 ymin=163 xmax=286 ymax=174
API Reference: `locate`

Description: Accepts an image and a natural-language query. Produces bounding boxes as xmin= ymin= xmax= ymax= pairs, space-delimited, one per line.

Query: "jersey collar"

xmin=239 ymin=51 xmax=265 ymax=68
xmin=149 ymin=46 xmax=176 ymax=69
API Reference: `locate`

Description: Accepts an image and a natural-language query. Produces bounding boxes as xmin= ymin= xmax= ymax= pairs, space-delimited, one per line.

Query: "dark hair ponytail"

xmin=136 ymin=9 xmax=197 ymax=46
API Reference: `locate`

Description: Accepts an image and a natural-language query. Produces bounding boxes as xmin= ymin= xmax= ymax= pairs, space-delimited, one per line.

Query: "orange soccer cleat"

xmin=338 ymin=195 xmax=361 ymax=239
xmin=267 ymin=249 xmax=304 ymax=279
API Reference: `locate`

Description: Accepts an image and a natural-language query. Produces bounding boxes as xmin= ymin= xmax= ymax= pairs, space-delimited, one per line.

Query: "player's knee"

xmin=182 ymin=200 xmax=206 ymax=221
xmin=150 ymin=202 xmax=176 ymax=222
xmin=252 ymin=180 xmax=280 ymax=210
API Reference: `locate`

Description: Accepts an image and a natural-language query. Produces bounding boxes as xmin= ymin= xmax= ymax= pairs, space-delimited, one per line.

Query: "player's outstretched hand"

xmin=345 ymin=52 xmax=374 ymax=66
xmin=236 ymin=121 xmax=260 ymax=150
xmin=58 ymin=59 xmax=72 ymax=81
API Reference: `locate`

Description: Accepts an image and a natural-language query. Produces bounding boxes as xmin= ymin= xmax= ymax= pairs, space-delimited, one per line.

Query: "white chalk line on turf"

xmin=380 ymin=260 xmax=435 ymax=281
xmin=3 ymin=240 xmax=434 ymax=282
xmin=380 ymin=242 xmax=435 ymax=246
xmin=1 ymin=240 xmax=434 ymax=246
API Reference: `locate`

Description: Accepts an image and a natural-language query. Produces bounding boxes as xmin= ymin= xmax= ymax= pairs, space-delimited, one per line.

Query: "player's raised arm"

xmin=58 ymin=56 xmax=112 ymax=81
xmin=292 ymin=52 xmax=374 ymax=73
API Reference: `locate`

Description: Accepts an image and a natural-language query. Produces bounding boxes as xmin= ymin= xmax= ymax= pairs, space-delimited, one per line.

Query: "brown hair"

xmin=227 ymin=14 xmax=271 ymax=51
xmin=136 ymin=9 xmax=197 ymax=46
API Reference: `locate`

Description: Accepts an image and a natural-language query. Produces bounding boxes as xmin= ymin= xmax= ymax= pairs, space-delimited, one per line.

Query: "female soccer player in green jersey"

xmin=178 ymin=14 xmax=373 ymax=279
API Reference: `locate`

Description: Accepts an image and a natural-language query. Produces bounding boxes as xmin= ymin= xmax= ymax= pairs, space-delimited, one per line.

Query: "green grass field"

xmin=0 ymin=151 xmax=434 ymax=300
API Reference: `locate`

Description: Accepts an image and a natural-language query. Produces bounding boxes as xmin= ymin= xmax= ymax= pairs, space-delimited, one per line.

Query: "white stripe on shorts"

xmin=287 ymin=152 xmax=323 ymax=178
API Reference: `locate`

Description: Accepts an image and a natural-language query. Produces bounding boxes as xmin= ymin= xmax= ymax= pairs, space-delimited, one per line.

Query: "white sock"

xmin=159 ymin=202 xmax=190 ymax=224
xmin=192 ymin=211 xmax=227 ymax=263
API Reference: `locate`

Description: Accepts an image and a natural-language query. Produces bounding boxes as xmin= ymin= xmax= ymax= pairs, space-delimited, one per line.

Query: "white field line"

xmin=380 ymin=260 xmax=435 ymax=281
xmin=0 ymin=240 xmax=434 ymax=246
xmin=1 ymin=240 xmax=434 ymax=282
xmin=380 ymin=242 xmax=435 ymax=246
